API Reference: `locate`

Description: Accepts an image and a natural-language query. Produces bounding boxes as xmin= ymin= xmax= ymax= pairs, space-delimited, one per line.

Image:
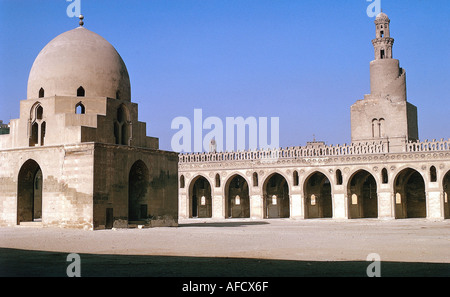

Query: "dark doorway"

xmin=225 ymin=175 xmax=250 ymax=218
xmin=128 ymin=160 xmax=149 ymax=222
xmin=347 ymin=170 xmax=378 ymax=219
xmin=189 ymin=176 xmax=212 ymax=218
xmin=263 ymin=173 xmax=290 ymax=218
xmin=17 ymin=160 xmax=42 ymax=224
xmin=304 ymin=172 xmax=332 ymax=219
xmin=444 ymin=171 xmax=450 ymax=219
xmin=105 ymin=208 xmax=113 ymax=229
xmin=394 ymin=169 xmax=426 ymax=219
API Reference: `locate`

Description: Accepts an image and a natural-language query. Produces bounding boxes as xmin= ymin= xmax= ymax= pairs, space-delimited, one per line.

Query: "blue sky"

xmin=0 ymin=0 xmax=449 ymax=152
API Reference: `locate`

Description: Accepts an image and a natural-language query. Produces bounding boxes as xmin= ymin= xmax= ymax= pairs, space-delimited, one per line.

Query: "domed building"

xmin=0 ymin=17 xmax=179 ymax=230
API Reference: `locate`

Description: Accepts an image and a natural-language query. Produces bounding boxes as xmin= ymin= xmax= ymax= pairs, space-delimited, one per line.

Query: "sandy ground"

xmin=0 ymin=218 xmax=449 ymax=277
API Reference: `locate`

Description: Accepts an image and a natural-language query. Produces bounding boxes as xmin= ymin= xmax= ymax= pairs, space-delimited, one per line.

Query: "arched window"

xmin=372 ymin=119 xmax=379 ymax=138
xmin=382 ymin=168 xmax=388 ymax=184
xmin=75 ymin=102 xmax=85 ymax=114
xmin=36 ymin=106 xmax=43 ymax=120
xmin=336 ymin=169 xmax=343 ymax=185
xmin=29 ymin=104 xmax=45 ymax=147
xmin=180 ymin=175 xmax=185 ymax=189
xmin=39 ymin=88 xmax=45 ymax=98
xmin=40 ymin=121 xmax=46 ymax=146
xmin=293 ymin=171 xmax=299 ymax=186
xmin=117 ymin=105 xmax=127 ymax=123
xmin=253 ymin=172 xmax=258 ymax=187
xmin=77 ymin=86 xmax=85 ymax=97
xmin=30 ymin=122 xmax=39 ymax=146
xmin=379 ymin=118 xmax=385 ymax=138
xmin=215 ymin=174 xmax=220 ymax=188
xmin=430 ymin=166 xmax=437 ymax=182
xmin=116 ymin=90 xmax=121 ymax=100
xmin=114 ymin=122 xmax=120 ymax=145
xmin=115 ymin=105 xmax=130 ymax=145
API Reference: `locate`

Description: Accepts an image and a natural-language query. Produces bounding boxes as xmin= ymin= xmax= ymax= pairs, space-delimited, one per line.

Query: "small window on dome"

xmin=39 ymin=88 xmax=45 ymax=98
xmin=116 ymin=90 xmax=120 ymax=100
xmin=77 ymin=86 xmax=85 ymax=97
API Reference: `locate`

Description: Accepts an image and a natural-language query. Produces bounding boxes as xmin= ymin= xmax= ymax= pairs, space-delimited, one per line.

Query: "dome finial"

xmin=79 ymin=15 xmax=84 ymax=27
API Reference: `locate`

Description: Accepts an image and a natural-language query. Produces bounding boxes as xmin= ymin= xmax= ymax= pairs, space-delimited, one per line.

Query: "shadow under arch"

xmin=443 ymin=170 xmax=450 ymax=219
xmin=188 ymin=175 xmax=212 ymax=218
xmin=128 ymin=160 xmax=149 ymax=222
xmin=303 ymin=171 xmax=332 ymax=219
xmin=224 ymin=174 xmax=250 ymax=218
xmin=347 ymin=169 xmax=378 ymax=219
xmin=17 ymin=159 xmax=42 ymax=225
xmin=262 ymin=173 xmax=290 ymax=218
xmin=394 ymin=167 xmax=426 ymax=219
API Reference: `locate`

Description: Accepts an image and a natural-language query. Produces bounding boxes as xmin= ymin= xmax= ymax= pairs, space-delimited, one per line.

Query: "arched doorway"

xmin=347 ymin=170 xmax=378 ymax=219
xmin=225 ymin=175 xmax=250 ymax=218
xmin=394 ymin=168 xmax=426 ymax=219
xmin=128 ymin=160 xmax=149 ymax=222
xmin=444 ymin=171 xmax=450 ymax=219
xmin=17 ymin=160 xmax=42 ymax=224
xmin=189 ymin=176 xmax=212 ymax=218
xmin=303 ymin=172 xmax=332 ymax=219
xmin=263 ymin=173 xmax=290 ymax=218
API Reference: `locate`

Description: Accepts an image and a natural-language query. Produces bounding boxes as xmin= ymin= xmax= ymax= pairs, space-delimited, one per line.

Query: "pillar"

xmin=250 ymin=195 xmax=263 ymax=219
xmin=290 ymin=194 xmax=304 ymax=219
xmin=212 ymin=194 xmax=225 ymax=219
xmin=377 ymin=190 xmax=395 ymax=219
xmin=332 ymin=193 xmax=347 ymax=219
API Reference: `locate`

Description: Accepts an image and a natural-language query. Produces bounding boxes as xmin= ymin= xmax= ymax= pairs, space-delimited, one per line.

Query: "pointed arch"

xmin=115 ymin=104 xmax=131 ymax=145
xmin=443 ymin=170 xmax=450 ymax=219
xmin=39 ymin=88 xmax=45 ymax=98
xmin=180 ymin=175 xmax=185 ymax=189
xmin=303 ymin=171 xmax=332 ymax=219
xmin=225 ymin=174 xmax=250 ymax=218
xmin=77 ymin=86 xmax=85 ymax=97
xmin=347 ymin=169 xmax=378 ymax=219
xmin=430 ymin=166 xmax=437 ymax=182
xmin=336 ymin=169 xmax=343 ymax=185
xmin=293 ymin=170 xmax=299 ymax=186
xmin=394 ymin=168 xmax=426 ymax=219
xmin=128 ymin=160 xmax=149 ymax=221
xmin=75 ymin=102 xmax=85 ymax=114
xmin=382 ymin=168 xmax=388 ymax=184
xmin=36 ymin=105 xmax=43 ymax=120
xmin=188 ymin=175 xmax=212 ymax=218
xmin=215 ymin=173 xmax=221 ymax=188
xmin=263 ymin=173 xmax=290 ymax=218
xmin=17 ymin=159 xmax=42 ymax=224
xmin=40 ymin=121 xmax=46 ymax=146
xmin=252 ymin=172 xmax=258 ymax=187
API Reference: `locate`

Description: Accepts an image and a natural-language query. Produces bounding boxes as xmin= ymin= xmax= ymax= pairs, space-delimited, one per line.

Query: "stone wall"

xmin=179 ymin=139 xmax=450 ymax=220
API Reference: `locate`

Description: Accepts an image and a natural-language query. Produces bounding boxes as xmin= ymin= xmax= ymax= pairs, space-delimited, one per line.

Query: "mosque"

xmin=178 ymin=12 xmax=450 ymax=221
xmin=0 ymin=12 xmax=449 ymax=230
xmin=0 ymin=16 xmax=178 ymax=230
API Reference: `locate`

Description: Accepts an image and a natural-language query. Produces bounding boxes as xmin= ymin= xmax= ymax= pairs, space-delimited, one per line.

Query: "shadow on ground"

xmin=179 ymin=221 xmax=270 ymax=228
xmin=0 ymin=248 xmax=448 ymax=277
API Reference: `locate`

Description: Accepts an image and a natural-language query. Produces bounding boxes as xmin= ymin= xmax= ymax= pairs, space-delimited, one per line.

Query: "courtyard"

xmin=0 ymin=218 xmax=449 ymax=277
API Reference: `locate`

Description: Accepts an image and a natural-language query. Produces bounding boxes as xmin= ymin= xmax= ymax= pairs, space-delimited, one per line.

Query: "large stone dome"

xmin=27 ymin=26 xmax=131 ymax=101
